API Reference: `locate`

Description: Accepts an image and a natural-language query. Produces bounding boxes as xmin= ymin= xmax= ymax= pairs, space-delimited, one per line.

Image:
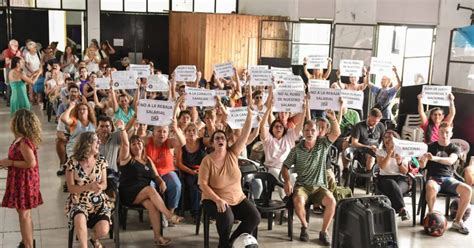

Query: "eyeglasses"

xmin=214 ymin=136 xmax=226 ymax=141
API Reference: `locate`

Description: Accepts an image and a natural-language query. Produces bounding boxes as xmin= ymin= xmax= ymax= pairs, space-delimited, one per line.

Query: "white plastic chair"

xmin=401 ymin=114 xmax=422 ymax=141
xmin=451 ymin=138 xmax=470 ymax=163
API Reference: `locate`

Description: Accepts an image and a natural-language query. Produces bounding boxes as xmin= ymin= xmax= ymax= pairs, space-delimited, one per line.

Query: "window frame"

xmin=291 ymin=20 xmax=332 ymax=65
xmin=445 ymin=28 xmax=474 ymax=92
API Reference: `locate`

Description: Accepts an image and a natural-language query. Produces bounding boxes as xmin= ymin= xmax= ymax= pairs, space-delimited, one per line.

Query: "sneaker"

xmin=56 ymin=167 xmax=65 ymax=176
xmin=313 ymin=205 xmax=324 ymax=215
xmin=299 ymin=227 xmax=309 ymax=242
xmin=319 ymin=231 xmax=331 ymax=246
xmin=399 ymin=209 xmax=410 ymax=221
xmin=452 ymin=220 xmax=469 ymax=235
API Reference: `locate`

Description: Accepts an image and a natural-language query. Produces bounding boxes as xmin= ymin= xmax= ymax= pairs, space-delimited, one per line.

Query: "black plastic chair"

xmin=344 ymin=147 xmax=377 ymax=194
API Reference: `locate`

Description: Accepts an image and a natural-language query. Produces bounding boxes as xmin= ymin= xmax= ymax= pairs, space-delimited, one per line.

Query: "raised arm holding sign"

xmin=137 ymin=99 xmax=175 ymax=126
xmin=146 ymin=74 xmax=169 ymax=92
xmin=249 ymin=68 xmax=273 ymax=87
xmin=214 ymin=62 xmax=234 ymax=78
xmin=309 ymin=88 xmax=341 ymax=111
xmin=95 ymin=77 xmax=111 ymax=90
xmin=421 ymin=85 xmax=452 ymax=107
xmin=227 ymin=107 xmax=259 ymax=129
xmin=174 ymin=65 xmax=197 ymax=82
xmin=273 ymin=89 xmax=304 ymax=113
xmin=340 ymin=89 xmax=364 ymax=110
xmin=339 ymin=59 xmax=364 ymax=77
xmin=308 ymin=79 xmax=330 ymax=89
xmin=306 ymin=55 xmax=328 ymax=69
xmin=369 ymin=57 xmax=392 ymax=76
xmin=185 ymin=87 xmax=216 ymax=107
xmin=129 ymin=64 xmax=151 ymax=78
xmin=111 ymin=70 xmax=138 ymax=90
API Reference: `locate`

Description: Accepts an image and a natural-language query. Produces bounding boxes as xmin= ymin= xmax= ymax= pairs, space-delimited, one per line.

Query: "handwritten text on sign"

xmin=185 ymin=87 xmax=216 ymax=107
xmin=175 ymin=65 xmax=197 ymax=82
xmin=137 ymin=99 xmax=174 ymax=126
xmin=129 ymin=64 xmax=151 ymax=78
xmin=340 ymin=90 xmax=364 ymax=110
xmin=421 ymin=85 xmax=452 ymax=107
xmin=227 ymin=107 xmax=259 ymax=129
xmin=271 ymin=66 xmax=293 ymax=81
xmin=250 ymin=68 xmax=273 ymax=86
xmin=95 ymin=77 xmax=111 ymax=90
xmin=308 ymin=79 xmax=329 ymax=89
xmin=307 ymin=55 xmax=328 ymax=69
xmin=112 ymin=71 xmax=138 ymax=90
xmin=340 ymin=60 xmax=364 ymax=77
xmin=370 ymin=57 xmax=392 ymax=76
xmin=214 ymin=62 xmax=234 ymax=78
xmin=279 ymin=75 xmax=305 ymax=91
xmin=248 ymin=65 xmax=268 ymax=70
xmin=146 ymin=74 xmax=169 ymax=92
xmin=393 ymin=138 xmax=428 ymax=157
xmin=273 ymin=90 xmax=304 ymax=113
xmin=309 ymin=88 xmax=341 ymax=111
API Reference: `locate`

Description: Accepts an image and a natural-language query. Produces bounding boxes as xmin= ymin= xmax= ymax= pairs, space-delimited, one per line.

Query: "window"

xmin=216 ymin=0 xmax=236 ymax=13
xmin=260 ymin=21 xmax=292 ymax=58
xmin=125 ymin=0 xmax=147 ymax=12
xmin=446 ymin=29 xmax=474 ymax=91
xmin=148 ymin=0 xmax=169 ymax=12
xmin=376 ymin=25 xmax=435 ymax=86
xmin=333 ymin=24 xmax=375 ymax=69
xmin=172 ymin=0 xmax=193 ymax=12
xmin=101 ymin=0 xmax=123 ymax=11
xmin=9 ymin=0 xmax=35 ymax=7
xmin=194 ymin=0 xmax=214 ymax=13
xmin=62 ymin=0 xmax=86 ymax=9
xmin=291 ymin=22 xmax=331 ymax=65
xmin=37 ymin=0 xmax=60 ymax=8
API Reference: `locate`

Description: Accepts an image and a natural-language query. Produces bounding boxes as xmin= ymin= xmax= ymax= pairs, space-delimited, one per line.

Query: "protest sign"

xmin=271 ymin=66 xmax=293 ymax=81
xmin=214 ymin=89 xmax=227 ymax=98
xmin=339 ymin=59 xmax=364 ymax=77
xmin=227 ymin=107 xmax=259 ymax=129
xmin=340 ymin=90 xmax=364 ymax=110
xmin=111 ymin=70 xmax=138 ymax=90
xmin=278 ymin=75 xmax=305 ymax=91
xmin=309 ymin=88 xmax=341 ymax=111
xmin=308 ymin=79 xmax=330 ymax=89
xmin=174 ymin=65 xmax=197 ymax=82
xmin=307 ymin=55 xmax=328 ymax=69
xmin=214 ymin=62 xmax=234 ymax=78
xmin=393 ymin=138 xmax=428 ymax=157
xmin=370 ymin=57 xmax=392 ymax=76
xmin=146 ymin=74 xmax=169 ymax=92
xmin=273 ymin=90 xmax=304 ymax=113
xmin=95 ymin=77 xmax=111 ymax=90
xmin=185 ymin=87 xmax=216 ymax=107
xmin=250 ymin=68 xmax=273 ymax=86
xmin=421 ymin=85 xmax=452 ymax=107
xmin=129 ymin=64 xmax=151 ymax=78
xmin=137 ymin=99 xmax=174 ymax=126
xmin=248 ymin=65 xmax=269 ymax=70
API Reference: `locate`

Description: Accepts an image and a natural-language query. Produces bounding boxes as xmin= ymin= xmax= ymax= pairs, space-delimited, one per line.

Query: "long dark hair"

xmin=269 ymin=119 xmax=288 ymax=138
xmin=425 ymin=107 xmax=443 ymax=143
xmin=62 ymin=45 xmax=74 ymax=62
xmin=10 ymin=56 xmax=22 ymax=69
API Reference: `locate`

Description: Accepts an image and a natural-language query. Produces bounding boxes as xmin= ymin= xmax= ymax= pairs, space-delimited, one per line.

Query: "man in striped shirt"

xmin=281 ymin=109 xmax=340 ymax=246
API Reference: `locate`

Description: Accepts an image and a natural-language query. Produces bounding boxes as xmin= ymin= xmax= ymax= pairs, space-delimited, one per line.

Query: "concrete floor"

xmin=0 ymin=101 xmax=472 ymax=248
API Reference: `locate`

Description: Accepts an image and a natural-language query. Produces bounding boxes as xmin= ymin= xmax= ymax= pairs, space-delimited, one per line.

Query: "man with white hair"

xmin=364 ymin=66 xmax=402 ymax=120
xmin=1 ymin=39 xmax=22 ymax=106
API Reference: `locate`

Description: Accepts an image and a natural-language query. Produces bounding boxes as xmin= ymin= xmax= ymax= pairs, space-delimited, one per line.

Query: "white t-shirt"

xmin=84 ymin=51 xmax=100 ymax=73
xmin=24 ymin=52 xmax=41 ymax=75
xmin=262 ymin=128 xmax=300 ymax=169
xmin=376 ymin=149 xmax=405 ymax=176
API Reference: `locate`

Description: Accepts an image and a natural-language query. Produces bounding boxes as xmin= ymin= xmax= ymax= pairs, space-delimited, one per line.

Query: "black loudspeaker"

xmin=332 ymin=195 xmax=398 ymax=248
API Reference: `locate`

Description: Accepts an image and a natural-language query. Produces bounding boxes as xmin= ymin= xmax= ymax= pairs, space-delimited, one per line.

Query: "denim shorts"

xmin=428 ymin=176 xmax=461 ymax=195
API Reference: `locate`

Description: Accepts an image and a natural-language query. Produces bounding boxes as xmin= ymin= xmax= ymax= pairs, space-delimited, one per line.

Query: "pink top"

xmin=420 ymin=120 xmax=440 ymax=143
xmin=262 ymin=128 xmax=299 ymax=169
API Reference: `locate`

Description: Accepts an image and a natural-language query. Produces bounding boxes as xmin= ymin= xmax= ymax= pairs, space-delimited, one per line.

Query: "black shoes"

xmin=319 ymin=231 xmax=331 ymax=246
xmin=300 ymin=226 xmax=309 ymax=242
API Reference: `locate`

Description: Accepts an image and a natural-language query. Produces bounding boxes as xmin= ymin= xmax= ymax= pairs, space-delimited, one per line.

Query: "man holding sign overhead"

xmin=365 ymin=65 xmax=402 ymax=120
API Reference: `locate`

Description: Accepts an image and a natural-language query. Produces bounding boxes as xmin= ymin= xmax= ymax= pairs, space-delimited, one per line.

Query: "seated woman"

xmin=118 ymin=124 xmax=182 ymax=246
xmin=65 ymin=131 xmax=113 ymax=248
xmin=375 ymin=130 xmax=410 ymax=221
xmin=417 ymin=93 xmax=455 ymax=144
xmin=198 ymin=107 xmax=261 ymax=248
xmin=176 ymin=123 xmax=207 ymax=220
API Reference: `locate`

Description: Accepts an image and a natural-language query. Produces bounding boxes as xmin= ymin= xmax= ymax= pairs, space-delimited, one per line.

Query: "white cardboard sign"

xmin=95 ymin=77 xmax=111 ymax=90
xmin=271 ymin=66 xmax=293 ymax=81
xmin=214 ymin=89 xmax=227 ymax=98
xmin=111 ymin=71 xmax=138 ymax=90
xmin=279 ymin=75 xmax=305 ymax=92
xmin=370 ymin=57 xmax=392 ymax=76
xmin=273 ymin=90 xmax=305 ymax=113
xmin=146 ymin=74 xmax=169 ymax=92
xmin=174 ymin=65 xmax=197 ymax=82
xmin=340 ymin=60 xmax=364 ymax=77
xmin=309 ymin=88 xmax=341 ymax=111
xmin=307 ymin=55 xmax=328 ymax=69
xmin=129 ymin=64 xmax=151 ymax=78
xmin=248 ymin=65 xmax=268 ymax=70
xmin=393 ymin=137 xmax=428 ymax=157
xmin=185 ymin=87 xmax=216 ymax=107
xmin=214 ymin=62 xmax=234 ymax=78
xmin=308 ymin=79 xmax=330 ymax=89
xmin=421 ymin=85 xmax=452 ymax=107
xmin=250 ymin=68 xmax=273 ymax=86
xmin=340 ymin=89 xmax=364 ymax=110
xmin=137 ymin=99 xmax=174 ymax=126
xmin=227 ymin=107 xmax=259 ymax=129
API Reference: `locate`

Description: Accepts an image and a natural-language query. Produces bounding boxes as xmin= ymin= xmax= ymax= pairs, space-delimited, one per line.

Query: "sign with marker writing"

xmin=339 ymin=59 xmax=364 ymax=77
xmin=227 ymin=107 xmax=259 ymax=129
xmin=174 ymin=65 xmax=197 ymax=82
xmin=370 ymin=57 xmax=392 ymax=76
xmin=137 ymin=99 xmax=174 ymax=126
xmin=214 ymin=89 xmax=227 ymax=98
xmin=130 ymin=64 xmax=151 ymax=78
xmin=250 ymin=68 xmax=273 ymax=86
xmin=279 ymin=75 xmax=305 ymax=91
xmin=271 ymin=66 xmax=293 ymax=81
xmin=273 ymin=89 xmax=304 ymax=113
xmin=309 ymin=88 xmax=341 ymax=111
xmin=307 ymin=55 xmax=328 ymax=69
xmin=95 ymin=77 xmax=111 ymax=90
xmin=421 ymin=85 xmax=451 ymax=107
xmin=308 ymin=79 xmax=330 ymax=89
xmin=111 ymin=70 xmax=138 ymax=90
xmin=340 ymin=89 xmax=364 ymax=110
xmin=214 ymin=62 xmax=234 ymax=78
xmin=393 ymin=138 xmax=428 ymax=157
xmin=185 ymin=87 xmax=216 ymax=107
xmin=146 ymin=74 xmax=169 ymax=92
xmin=248 ymin=65 xmax=268 ymax=70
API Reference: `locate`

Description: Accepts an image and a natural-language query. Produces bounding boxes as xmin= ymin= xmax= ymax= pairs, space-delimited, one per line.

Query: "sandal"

xmin=167 ymin=214 xmax=184 ymax=225
xmin=90 ymin=238 xmax=103 ymax=248
xmin=155 ymin=237 xmax=171 ymax=247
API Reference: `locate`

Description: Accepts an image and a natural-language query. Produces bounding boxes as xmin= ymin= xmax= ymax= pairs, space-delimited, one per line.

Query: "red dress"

xmin=2 ymin=138 xmax=43 ymax=209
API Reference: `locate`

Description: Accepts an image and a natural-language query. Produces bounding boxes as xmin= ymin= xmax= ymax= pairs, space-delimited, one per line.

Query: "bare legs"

xmin=17 ymin=209 xmax=34 ymax=248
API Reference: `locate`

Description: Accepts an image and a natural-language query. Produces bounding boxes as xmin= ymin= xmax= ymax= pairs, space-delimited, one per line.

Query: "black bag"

xmin=332 ymin=195 xmax=398 ymax=248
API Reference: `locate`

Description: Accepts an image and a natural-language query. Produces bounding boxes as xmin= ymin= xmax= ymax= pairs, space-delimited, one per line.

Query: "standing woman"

xmin=8 ymin=57 xmax=42 ymax=115
xmin=61 ymin=46 xmax=79 ymax=78
xmin=99 ymin=40 xmax=115 ymax=68
xmin=198 ymin=107 xmax=261 ymax=248
xmin=65 ymin=132 xmax=113 ymax=248
xmin=1 ymin=109 xmax=43 ymax=248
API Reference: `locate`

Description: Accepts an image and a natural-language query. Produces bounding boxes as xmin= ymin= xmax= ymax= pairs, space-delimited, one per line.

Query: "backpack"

xmin=332 ymin=186 xmax=353 ymax=202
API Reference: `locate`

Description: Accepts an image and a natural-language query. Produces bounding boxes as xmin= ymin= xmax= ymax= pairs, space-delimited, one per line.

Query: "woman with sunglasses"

xmin=375 ymin=130 xmax=410 ymax=220
xmin=199 ymin=106 xmax=260 ymax=248
xmin=417 ymin=93 xmax=456 ymax=144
